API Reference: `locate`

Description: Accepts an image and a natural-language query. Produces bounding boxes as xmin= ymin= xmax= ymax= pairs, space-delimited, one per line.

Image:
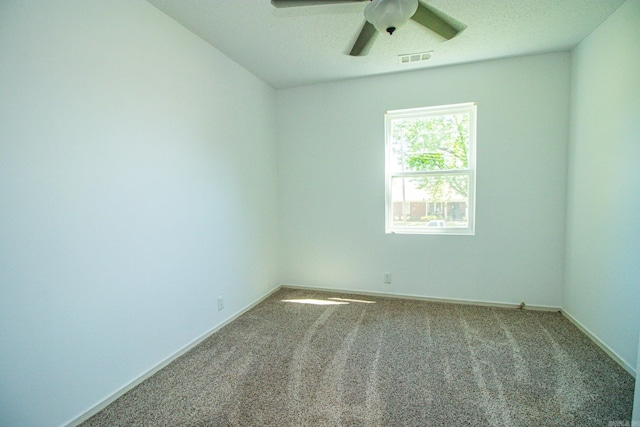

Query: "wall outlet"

xmin=384 ymin=272 xmax=392 ymax=284
xmin=217 ymin=296 xmax=224 ymax=311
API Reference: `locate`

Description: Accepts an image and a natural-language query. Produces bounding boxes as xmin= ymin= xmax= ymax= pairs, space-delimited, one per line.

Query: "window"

xmin=385 ymin=102 xmax=476 ymax=235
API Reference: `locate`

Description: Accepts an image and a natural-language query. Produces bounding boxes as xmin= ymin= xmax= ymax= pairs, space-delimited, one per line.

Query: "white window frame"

xmin=385 ymin=102 xmax=477 ymax=235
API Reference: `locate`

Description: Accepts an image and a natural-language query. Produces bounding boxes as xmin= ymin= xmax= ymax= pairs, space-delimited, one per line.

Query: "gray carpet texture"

xmin=82 ymin=287 xmax=635 ymax=426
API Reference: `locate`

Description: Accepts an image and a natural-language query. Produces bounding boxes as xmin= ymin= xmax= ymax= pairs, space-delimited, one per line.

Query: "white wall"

xmin=0 ymin=1 xmax=279 ymax=425
xmin=564 ymin=0 xmax=640 ymax=374
xmin=277 ymin=53 xmax=570 ymax=307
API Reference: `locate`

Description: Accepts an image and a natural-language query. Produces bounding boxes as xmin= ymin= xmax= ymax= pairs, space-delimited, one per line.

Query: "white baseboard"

xmin=281 ymin=284 xmax=561 ymax=311
xmin=64 ymin=285 xmax=282 ymax=427
xmin=561 ymin=309 xmax=636 ymax=378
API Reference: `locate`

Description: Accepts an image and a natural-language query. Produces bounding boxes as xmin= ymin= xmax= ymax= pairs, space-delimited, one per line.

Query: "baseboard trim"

xmin=64 ymin=285 xmax=282 ymax=427
xmin=281 ymin=284 xmax=561 ymax=312
xmin=561 ymin=309 xmax=636 ymax=378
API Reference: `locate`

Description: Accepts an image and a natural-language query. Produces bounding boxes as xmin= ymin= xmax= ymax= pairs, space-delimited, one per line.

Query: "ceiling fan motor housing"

xmin=365 ymin=0 xmax=419 ymax=35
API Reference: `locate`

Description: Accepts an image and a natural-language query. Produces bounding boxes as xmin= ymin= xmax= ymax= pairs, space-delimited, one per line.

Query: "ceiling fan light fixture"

xmin=364 ymin=0 xmax=419 ymax=35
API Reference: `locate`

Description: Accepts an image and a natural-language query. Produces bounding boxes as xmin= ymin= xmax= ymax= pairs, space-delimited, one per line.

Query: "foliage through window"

xmin=385 ymin=103 xmax=476 ymax=235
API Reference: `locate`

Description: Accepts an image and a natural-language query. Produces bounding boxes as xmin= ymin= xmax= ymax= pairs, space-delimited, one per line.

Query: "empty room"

xmin=1 ymin=0 xmax=639 ymax=425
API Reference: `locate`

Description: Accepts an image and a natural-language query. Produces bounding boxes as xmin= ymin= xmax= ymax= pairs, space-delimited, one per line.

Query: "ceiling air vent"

xmin=398 ymin=51 xmax=433 ymax=64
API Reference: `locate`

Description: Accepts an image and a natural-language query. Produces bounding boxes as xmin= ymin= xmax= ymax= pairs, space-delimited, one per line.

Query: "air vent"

xmin=398 ymin=51 xmax=433 ymax=64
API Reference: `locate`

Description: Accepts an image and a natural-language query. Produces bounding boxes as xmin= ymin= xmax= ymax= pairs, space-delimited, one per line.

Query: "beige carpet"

xmin=82 ymin=287 xmax=635 ymax=426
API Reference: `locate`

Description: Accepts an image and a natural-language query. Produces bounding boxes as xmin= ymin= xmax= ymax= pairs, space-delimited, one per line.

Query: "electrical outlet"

xmin=217 ymin=296 xmax=224 ymax=311
xmin=384 ymin=272 xmax=392 ymax=284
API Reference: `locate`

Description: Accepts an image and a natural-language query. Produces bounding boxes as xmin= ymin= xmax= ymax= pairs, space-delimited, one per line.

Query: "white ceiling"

xmin=145 ymin=0 xmax=625 ymax=89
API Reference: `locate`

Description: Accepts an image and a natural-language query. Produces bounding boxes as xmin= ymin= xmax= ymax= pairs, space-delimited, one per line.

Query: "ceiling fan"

xmin=271 ymin=0 xmax=464 ymax=56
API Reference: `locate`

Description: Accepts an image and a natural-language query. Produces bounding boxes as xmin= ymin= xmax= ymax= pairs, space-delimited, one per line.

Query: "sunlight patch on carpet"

xmin=283 ymin=298 xmax=349 ymax=305
xmin=329 ymin=297 xmax=376 ymax=304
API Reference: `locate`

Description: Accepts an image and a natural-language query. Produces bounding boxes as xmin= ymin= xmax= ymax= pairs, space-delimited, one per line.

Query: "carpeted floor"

xmin=82 ymin=287 xmax=635 ymax=426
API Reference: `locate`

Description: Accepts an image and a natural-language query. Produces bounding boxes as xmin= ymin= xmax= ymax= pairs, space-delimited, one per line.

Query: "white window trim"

xmin=385 ymin=102 xmax=477 ymax=235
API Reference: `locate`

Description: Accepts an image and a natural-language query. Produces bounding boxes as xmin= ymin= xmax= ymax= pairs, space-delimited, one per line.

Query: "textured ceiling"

xmin=145 ymin=0 xmax=625 ymax=89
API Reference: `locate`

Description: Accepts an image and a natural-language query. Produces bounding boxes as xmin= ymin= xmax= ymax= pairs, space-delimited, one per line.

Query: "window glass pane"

xmin=391 ymin=176 xmax=469 ymax=228
xmin=389 ymin=113 xmax=469 ymax=173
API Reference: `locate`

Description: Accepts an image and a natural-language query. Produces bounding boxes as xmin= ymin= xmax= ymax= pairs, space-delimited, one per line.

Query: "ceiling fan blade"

xmin=349 ymin=21 xmax=378 ymax=56
xmin=411 ymin=2 xmax=461 ymax=40
xmin=271 ymin=0 xmax=368 ymax=8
